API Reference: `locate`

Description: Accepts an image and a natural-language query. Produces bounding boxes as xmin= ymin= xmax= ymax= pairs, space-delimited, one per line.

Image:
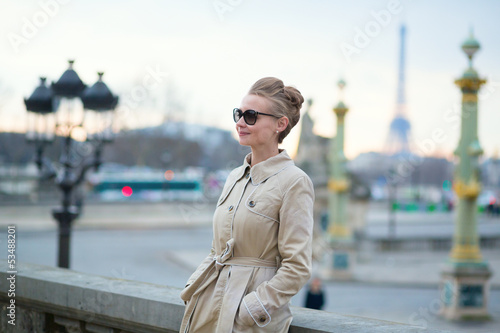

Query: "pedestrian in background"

xmin=179 ymin=77 xmax=315 ymax=332
xmin=304 ymin=277 xmax=325 ymax=310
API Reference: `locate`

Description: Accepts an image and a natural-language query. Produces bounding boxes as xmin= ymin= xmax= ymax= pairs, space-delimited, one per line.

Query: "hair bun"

xmin=248 ymin=77 xmax=305 ymax=143
xmin=283 ymin=86 xmax=303 ymax=127
xmin=283 ymin=86 xmax=304 ymax=110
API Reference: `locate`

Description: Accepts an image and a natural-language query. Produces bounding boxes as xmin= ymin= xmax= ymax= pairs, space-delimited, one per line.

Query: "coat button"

xmin=228 ymin=205 xmax=234 ymax=211
xmin=248 ymin=201 xmax=255 ymax=207
xmin=259 ymin=316 xmax=266 ymax=323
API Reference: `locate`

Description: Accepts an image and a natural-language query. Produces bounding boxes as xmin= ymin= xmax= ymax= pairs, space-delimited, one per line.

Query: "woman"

xmin=304 ymin=277 xmax=325 ymax=310
xmin=180 ymin=77 xmax=315 ymax=332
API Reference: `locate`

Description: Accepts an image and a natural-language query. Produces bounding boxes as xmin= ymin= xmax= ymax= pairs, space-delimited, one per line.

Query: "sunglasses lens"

xmin=234 ymin=109 xmax=257 ymax=125
xmin=243 ymin=110 xmax=257 ymax=125
xmin=233 ymin=108 xmax=242 ymax=123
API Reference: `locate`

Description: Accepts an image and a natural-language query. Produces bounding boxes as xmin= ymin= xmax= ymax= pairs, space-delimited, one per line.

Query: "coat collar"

xmin=240 ymin=149 xmax=294 ymax=185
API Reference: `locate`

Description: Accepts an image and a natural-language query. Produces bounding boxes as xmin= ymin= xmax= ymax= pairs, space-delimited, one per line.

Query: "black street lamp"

xmin=24 ymin=60 xmax=118 ymax=268
xmin=388 ymin=167 xmax=397 ymax=241
xmin=24 ymin=77 xmax=56 ymax=172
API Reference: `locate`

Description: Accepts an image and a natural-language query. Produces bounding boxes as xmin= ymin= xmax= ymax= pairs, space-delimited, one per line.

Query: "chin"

xmin=238 ymin=138 xmax=251 ymax=146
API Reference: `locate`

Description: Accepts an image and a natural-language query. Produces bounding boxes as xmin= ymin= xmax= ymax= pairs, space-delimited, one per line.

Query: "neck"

xmin=250 ymin=144 xmax=280 ymax=167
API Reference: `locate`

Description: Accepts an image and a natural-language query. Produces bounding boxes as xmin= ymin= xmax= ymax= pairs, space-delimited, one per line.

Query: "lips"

xmin=239 ymin=132 xmax=250 ymax=136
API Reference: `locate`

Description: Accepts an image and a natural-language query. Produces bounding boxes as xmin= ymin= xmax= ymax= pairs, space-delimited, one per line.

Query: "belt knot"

xmin=214 ymin=238 xmax=234 ymax=271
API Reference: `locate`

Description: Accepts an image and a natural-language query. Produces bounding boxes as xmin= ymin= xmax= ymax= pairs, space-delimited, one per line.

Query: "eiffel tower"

xmin=385 ymin=24 xmax=412 ymax=156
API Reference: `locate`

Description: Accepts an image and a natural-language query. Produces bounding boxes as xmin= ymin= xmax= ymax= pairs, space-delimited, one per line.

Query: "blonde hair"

xmin=248 ymin=77 xmax=304 ymax=144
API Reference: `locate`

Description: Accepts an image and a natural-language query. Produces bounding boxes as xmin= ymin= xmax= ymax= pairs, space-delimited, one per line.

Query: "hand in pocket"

xmin=234 ymin=298 xmax=255 ymax=327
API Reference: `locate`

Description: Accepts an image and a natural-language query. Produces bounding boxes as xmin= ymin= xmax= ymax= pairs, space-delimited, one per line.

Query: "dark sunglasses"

xmin=233 ymin=108 xmax=280 ymax=125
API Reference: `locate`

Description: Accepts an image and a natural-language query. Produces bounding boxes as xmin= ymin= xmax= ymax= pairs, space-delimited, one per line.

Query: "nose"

xmin=236 ymin=116 xmax=247 ymax=129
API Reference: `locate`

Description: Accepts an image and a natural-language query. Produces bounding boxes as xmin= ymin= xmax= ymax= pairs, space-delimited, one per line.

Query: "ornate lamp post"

xmin=24 ymin=60 xmax=118 ymax=268
xmin=323 ymin=79 xmax=355 ymax=280
xmin=82 ymin=72 xmax=118 ymax=150
xmin=439 ymin=31 xmax=492 ymax=320
xmin=25 ymin=77 xmax=56 ymax=171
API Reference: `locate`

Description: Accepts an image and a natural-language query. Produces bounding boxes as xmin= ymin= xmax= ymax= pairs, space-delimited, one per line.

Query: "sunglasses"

xmin=233 ymin=108 xmax=280 ymax=125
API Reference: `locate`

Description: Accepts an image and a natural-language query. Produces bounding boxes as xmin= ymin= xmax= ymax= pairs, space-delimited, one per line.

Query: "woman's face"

xmin=236 ymin=94 xmax=279 ymax=149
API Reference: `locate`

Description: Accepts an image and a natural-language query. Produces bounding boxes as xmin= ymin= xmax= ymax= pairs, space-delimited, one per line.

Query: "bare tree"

xmin=0 ymin=80 xmax=12 ymax=133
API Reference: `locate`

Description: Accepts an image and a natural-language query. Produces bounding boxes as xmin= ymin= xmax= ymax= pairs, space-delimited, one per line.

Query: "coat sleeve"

xmin=180 ymin=244 xmax=215 ymax=303
xmin=240 ymin=175 xmax=314 ymax=327
xmin=185 ymin=243 xmax=215 ymax=287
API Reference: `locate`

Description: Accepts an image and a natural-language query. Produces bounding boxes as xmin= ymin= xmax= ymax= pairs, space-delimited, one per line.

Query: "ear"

xmin=277 ymin=116 xmax=289 ymax=132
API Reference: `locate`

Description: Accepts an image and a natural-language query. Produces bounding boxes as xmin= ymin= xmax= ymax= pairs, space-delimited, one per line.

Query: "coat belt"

xmin=212 ymin=238 xmax=277 ymax=271
xmin=215 ymin=256 xmax=277 ymax=271
xmin=180 ymin=238 xmax=277 ymax=332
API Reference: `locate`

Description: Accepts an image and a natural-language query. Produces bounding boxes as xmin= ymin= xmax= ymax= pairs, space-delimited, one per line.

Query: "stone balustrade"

xmin=0 ymin=261 xmax=447 ymax=332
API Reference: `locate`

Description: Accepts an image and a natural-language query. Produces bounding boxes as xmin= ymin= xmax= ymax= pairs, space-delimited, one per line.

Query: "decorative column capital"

xmin=328 ymin=224 xmax=352 ymax=238
xmin=453 ymin=179 xmax=481 ymax=199
xmin=333 ymin=102 xmax=349 ymax=118
xmin=454 ymin=77 xmax=487 ymax=93
xmin=328 ymin=179 xmax=350 ymax=192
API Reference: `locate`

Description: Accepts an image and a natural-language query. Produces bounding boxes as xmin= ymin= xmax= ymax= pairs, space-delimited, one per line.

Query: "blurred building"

xmin=105 ymin=121 xmax=249 ymax=171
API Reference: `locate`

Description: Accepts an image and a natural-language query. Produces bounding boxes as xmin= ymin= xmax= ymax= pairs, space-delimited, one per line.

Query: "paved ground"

xmin=0 ymin=201 xmax=215 ymax=231
xmin=2 ymin=202 xmax=499 ymax=286
xmin=1 ymin=202 xmax=499 ymax=332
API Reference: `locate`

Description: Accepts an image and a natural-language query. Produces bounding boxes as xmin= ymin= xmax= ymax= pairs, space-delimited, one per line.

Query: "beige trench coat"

xmin=179 ymin=149 xmax=314 ymax=333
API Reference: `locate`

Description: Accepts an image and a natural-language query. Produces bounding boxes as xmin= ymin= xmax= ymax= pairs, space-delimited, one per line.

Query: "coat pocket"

xmin=238 ymin=292 xmax=271 ymax=327
xmin=244 ymin=180 xmax=282 ymax=223
xmin=234 ymin=296 xmax=255 ymax=328
xmin=245 ymin=195 xmax=280 ymax=223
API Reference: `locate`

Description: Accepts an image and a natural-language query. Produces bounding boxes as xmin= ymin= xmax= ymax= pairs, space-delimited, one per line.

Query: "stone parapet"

xmin=0 ymin=261 xmax=448 ymax=332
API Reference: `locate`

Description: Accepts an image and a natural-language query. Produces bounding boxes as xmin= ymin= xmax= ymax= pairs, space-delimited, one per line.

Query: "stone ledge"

xmin=0 ymin=261 xmax=449 ymax=332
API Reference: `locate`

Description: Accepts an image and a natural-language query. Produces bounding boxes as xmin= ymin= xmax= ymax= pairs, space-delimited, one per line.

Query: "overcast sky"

xmin=1 ymin=0 xmax=499 ymax=159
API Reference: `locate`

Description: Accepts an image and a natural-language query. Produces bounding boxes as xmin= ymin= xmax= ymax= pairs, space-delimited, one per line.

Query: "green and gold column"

xmin=440 ymin=30 xmax=492 ymax=321
xmin=323 ymin=79 xmax=355 ymax=280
